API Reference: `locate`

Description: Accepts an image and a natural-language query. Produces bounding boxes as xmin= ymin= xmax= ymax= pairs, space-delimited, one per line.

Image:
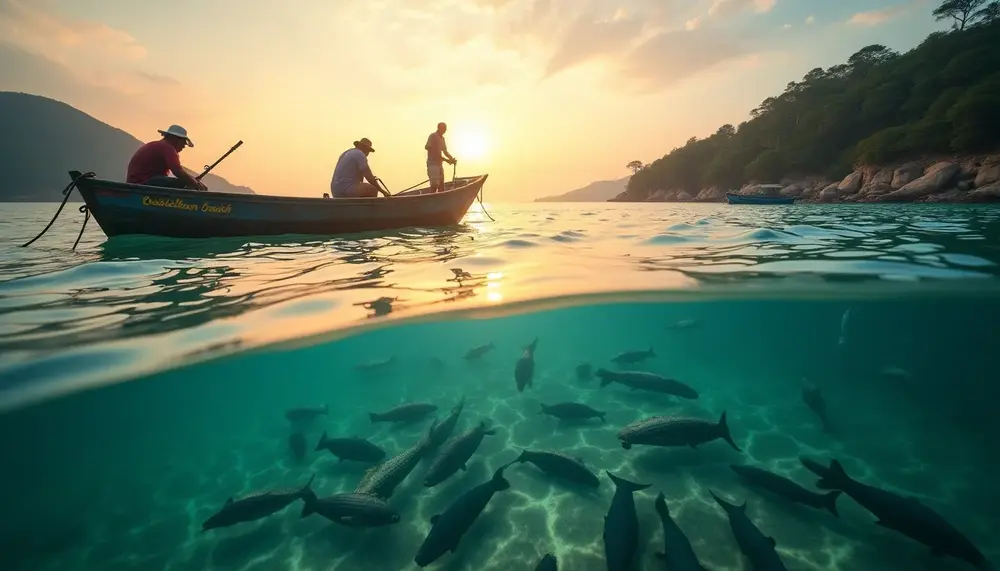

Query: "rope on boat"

xmin=73 ymin=204 xmax=91 ymax=250
xmin=21 ymin=171 xmax=96 ymax=249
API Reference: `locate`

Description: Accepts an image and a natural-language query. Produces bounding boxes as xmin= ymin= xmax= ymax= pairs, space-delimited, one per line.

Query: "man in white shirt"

xmin=425 ymin=123 xmax=457 ymax=193
xmin=330 ymin=137 xmax=389 ymax=198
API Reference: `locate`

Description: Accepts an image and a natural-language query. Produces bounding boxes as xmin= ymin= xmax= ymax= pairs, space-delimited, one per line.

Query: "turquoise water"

xmin=2 ymin=202 xmax=1000 ymax=571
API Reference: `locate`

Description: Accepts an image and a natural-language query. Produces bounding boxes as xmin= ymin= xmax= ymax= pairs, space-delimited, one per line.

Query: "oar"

xmin=375 ymin=178 xmax=393 ymax=197
xmin=197 ymin=140 xmax=243 ymax=180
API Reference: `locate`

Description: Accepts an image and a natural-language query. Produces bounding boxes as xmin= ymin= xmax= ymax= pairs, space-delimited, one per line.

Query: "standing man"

xmin=126 ymin=124 xmax=207 ymax=190
xmin=330 ymin=137 xmax=389 ymax=198
xmin=425 ymin=122 xmax=457 ymax=193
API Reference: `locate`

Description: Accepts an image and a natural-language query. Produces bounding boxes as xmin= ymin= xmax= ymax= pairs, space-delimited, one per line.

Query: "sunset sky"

xmin=1 ymin=0 xmax=945 ymax=201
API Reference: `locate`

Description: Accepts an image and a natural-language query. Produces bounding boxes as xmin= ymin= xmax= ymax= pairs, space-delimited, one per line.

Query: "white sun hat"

xmin=157 ymin=124 xmax=194 ymax=147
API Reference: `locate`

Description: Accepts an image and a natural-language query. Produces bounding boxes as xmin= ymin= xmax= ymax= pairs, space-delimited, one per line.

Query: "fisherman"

xmin=126 ymin=124 xmax=207 ymax=190
xmin=425 ymin=122 xmax=457 ymax=193
xmin=330 ymin=137 xmax=389 ymax=198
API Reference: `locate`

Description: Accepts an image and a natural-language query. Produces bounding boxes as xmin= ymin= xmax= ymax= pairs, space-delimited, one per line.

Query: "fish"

xmin=603 ymin=471 xmax=650 ymax=571
xmin=284 ymin=404 xmax=328 ymax=423
xmin=534 ymin=553 xmax=558 ymax=571
xmin=576 ymin=363 xmax=593 ymax=382
xmin=424 ymin=420 xmax=497 ymax=487
xmin=802 ymin=457 xmax=992 ymax=570
xmin=369 ymin=402 xmax=439 ymax=424
xmin=539 ymin=402 xmax=606 ymax=422
xmin=596 ymin=369 xmax=699 ymax=399
xmin=300 ymin=491 xmax=401 ymax=527
xmin=289 ymin=432 xmax=306 ymax=463
xmin=801 ymin=381 xmax=830 ymax=432
xmin=514 ymin=449 xmax=599 ymax=488
xmin=515 ymin=338 xmax=538 ymax=392
xmin=838 ymin=308 xmax=851 ymax=347
xmin=653 ymin=492 xmax=707 ymax=571
xmin=428 ymin=396 xmax=466 ymax=449
xmin=414 ymin=462 xmax=514 ymax=567
xmin=611 ymin=346 xmax=655 ymax=365
xmin=464 ymin=342 xmax=496 ymax=360
xmin=709 ymin=490 xmax=788 ymax=571
xmin=355 ymin=356 xmax=397 ymax=372
xmin=314 ymin=431 xmax=386 ymax=463
xmin=355 ymin=420 xmax=437 ymax=499
xmin=202 ymin=475 xmax=314 ymax=531
xmin=729 ymin=464 xmax=840 ymax=517
xmin=666 ymin=319 xmax=699 ymax=330
xmin=618 ymin=412 xmax=741 ymax=451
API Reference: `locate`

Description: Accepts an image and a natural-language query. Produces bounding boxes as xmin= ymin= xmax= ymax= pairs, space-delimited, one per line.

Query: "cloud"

xmin=708 ymin=0 xmax=777 ymax=17
xmin=615 ymin=27 xmax=749 ymax=92
xmin=806 ymin=14 xmax=816 ymax=24
xmin=847 ymin=3 xmax=912 ymax=26
xmin=0 ymin=0 xmax=146 ymax=64
xmin=543 ymin=11 xmax=644 ymax=77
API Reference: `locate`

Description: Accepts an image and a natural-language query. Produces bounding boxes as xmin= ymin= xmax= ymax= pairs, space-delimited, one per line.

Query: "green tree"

xmin=626 ymin=160 xmax=644 ymax=175
xmin=973 ymin=1 xmax=1000 ymax=23
xmin=933 ymin=0 xmax=988 ymax=30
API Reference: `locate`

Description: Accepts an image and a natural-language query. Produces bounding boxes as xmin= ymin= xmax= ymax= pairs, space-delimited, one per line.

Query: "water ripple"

xmin=3 ymin=202 xmax=1000 ymax=409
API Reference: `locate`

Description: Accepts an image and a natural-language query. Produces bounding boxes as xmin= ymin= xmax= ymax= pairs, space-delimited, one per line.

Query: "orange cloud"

xmin=848 ymin=3 xmax=912 ymax=26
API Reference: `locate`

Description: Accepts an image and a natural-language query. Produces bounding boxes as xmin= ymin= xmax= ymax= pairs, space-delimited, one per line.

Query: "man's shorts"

xmin=427 ymin=162 xmax=444 ymax=187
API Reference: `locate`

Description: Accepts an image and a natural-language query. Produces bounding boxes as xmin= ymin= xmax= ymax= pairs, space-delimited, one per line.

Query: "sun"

xmin=450 ymin=127 xmax=491 ymax=161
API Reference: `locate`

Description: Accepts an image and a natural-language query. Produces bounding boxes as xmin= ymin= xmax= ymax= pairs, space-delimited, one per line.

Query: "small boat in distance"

xmin=726 ymin=183 xmax=796 ymax=205
xmin=68 ymin=170 xmax=488 ymax=239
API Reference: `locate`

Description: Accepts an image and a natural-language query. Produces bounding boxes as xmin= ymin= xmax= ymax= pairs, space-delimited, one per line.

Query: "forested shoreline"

xmin=617 ymin=1 xmax=1000 ymax=202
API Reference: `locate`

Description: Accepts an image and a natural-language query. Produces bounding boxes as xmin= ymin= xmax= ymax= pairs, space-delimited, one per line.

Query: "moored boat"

xmin=726 ymin=183 xmax=795 ymax=204
xmin=725 ymin=193 xmax=796 ymax=205
xmin=67 ymin=171 xmax=489 ymax=239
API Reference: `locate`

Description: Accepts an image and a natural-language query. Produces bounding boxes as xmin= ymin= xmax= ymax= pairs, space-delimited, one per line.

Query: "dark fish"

xmin=730 ymin=464 xmax=840 ymax=517
xmin=315 ymin=431 xmax=386 ymax=463
xmin=424 ymin=420 xmax=497 ymax=487
xmin=284 ymin=404 xmax=328 ymax=422
xmin=369 ymin=402 xmax=439 ymax=423
xmin=429 ymin=396 xmax=466 ymax=449
xmin=428 ymin=357 xmax=446 ymax=370
xmin=803 ymin=457 xmax=991 ymax=570
xmin=540 ymin=402 xmax=605 ymax=422
xmin=618 ymin=412 xmax=740 ymax=451
xmin=202 ymin=475 xmax=314 ymax=531
xmin=300 ymin=491 xmax=400 ymax=527
xmin=515 ymin=449 xmax=599 ymax=488
xmin=515 ymin=338 xmax=538 ymax=392
xmin=289 ymin=432 xmax=306 ymax=463
xmin=576 ymin=363 xmax=592 ymax=382
xmin=596 ymin=369 xmax=699 ymax=399
xmin=414 ymin=462 xmax=513 ymax=567
xmin=534 ymin=553 xmax=558 ymax=571
xmin=710 ymin=490 xmax=788 ymax=571
xmin=653 ymin=492 xmax=707 ymax=571
xmin=355 ymin=420 xmax=437 ymax=499
xmin=611 ymin=346 xmax=655 ymax=365
xmin=801 ymin=382 xmax=830 ymax=432
xmin=604 ymin=471 xmax=650 ymax=571
xmin=464 ymin=342 xmax=495 ymax=360
xmin=355 ymin=356 xmax=397 ymax=371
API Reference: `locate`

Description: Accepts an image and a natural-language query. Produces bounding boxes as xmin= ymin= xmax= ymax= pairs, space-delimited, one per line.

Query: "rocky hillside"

xmin=614 ymin=4 xmax=1000 ymax=204
xmin=625 ymin=154 xmax=1000 ymax=203
xmin=0 ymin=92 xmax=254 ymax=201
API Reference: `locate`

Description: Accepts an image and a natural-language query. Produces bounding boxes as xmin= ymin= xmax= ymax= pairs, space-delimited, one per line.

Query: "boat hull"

xmin=726 ymin=193 xmax=796 ymax=205
xmin=70 ymin=172 xmax=488 ymax=239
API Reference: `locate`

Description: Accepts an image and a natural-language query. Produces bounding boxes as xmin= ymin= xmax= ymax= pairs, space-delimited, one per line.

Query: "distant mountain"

xmin=534 ymin=177 xmax=628 ymax=202
xmin=0 ymin=92 xmax=254 ymax=201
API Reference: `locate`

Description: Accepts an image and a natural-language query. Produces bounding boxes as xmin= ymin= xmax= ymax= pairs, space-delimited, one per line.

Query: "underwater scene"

xmin=2 ymin=294 xmax=999 ymax=571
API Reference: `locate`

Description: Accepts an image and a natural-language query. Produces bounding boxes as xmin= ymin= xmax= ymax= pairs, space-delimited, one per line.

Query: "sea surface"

xmin=2 ymin=201 xmax=1000 ymax=571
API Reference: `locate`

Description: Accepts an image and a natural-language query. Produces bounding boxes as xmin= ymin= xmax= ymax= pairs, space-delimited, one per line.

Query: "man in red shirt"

xmin=126 ymin=125 xmax=207 ymax=190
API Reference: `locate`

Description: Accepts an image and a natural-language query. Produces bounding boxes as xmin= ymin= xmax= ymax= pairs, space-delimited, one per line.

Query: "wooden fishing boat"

xmin=725 ymin=193 xmax=796 ymax=205
xmin=67 ymin=170 xmax=489 ymax=239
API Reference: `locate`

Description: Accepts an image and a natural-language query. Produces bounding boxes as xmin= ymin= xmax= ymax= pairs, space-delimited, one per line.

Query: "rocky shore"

xmin=610 ymin=154 xmax=1000 ymax=203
